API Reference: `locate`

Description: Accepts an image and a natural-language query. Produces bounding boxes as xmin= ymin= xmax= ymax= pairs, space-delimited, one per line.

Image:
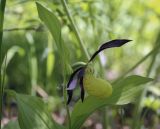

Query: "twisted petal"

xmin=67 ymin=67 xmax=83 ymax=89
xmin=67 ymin=78 xmax=78 ymax=90
xmin=80 ymin=76 xmax=85 ymax=102
xmin=89 ymin=39 xmax=132 ymax=62
xmin=67 ymin=67 xmax=84 ymax=104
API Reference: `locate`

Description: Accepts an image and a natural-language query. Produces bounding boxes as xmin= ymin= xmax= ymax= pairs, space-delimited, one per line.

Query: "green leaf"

xmin=2 ymin=120 xmax=20 ymax=129
xmin=7 ymin=91 xmax=65 ymax=129
xmin=0 ymin=0 xmax=6 ymax=124
xmin=71 ymin=75 xmax=153 ymax=129
xmin=36 ymin=2 xmax=61 ymax=46
xmin=36 ymin=2 xmax=71 ymax=75
xmin=2 ymin=46 xmax=25 ymax=74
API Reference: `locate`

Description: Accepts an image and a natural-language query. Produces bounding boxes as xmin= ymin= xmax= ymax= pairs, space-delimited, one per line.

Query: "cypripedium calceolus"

xmin=67 ymin=39 xmax=132 ymax=104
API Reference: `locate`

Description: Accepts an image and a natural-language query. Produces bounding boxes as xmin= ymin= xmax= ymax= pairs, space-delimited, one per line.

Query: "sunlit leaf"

xmin=70 ymin=75 xmax=153 ymax=129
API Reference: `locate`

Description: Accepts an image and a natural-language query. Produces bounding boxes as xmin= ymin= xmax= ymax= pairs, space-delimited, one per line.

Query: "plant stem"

xmin=0 ymin=0 xmax=6 ymax=123
xmin=60 ymin=1 xmax=111 ymax=128
xmin=60 ymin=1 xmax=91 ymax=128
xmin=63 ymin=78 xmax=71 ymax=129
xmin=98 ymin=57 xmax=109 ymax=129
xmin=114 ymin=46 xmax=160 ymax=84
xmin=146 ymin=31 xmax=160 ymax=77
xmin=101 ymin=107 xmax=109 ymax=129
xmin=114 ymin=36 xmax=160 ymax=129
xmin=60 ymin=0 xmax=90 ymax=61
xmin=132 ymin=31 xmax=160 ymax=129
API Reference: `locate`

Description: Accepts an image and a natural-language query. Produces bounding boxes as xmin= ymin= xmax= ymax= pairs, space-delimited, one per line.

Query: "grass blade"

xmin=0 ymin=0 xmax=6 ymax=124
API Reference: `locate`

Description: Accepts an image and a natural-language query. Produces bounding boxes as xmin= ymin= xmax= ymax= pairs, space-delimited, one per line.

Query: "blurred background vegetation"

xmin=1 ymin=0 xmax=160 ymax=129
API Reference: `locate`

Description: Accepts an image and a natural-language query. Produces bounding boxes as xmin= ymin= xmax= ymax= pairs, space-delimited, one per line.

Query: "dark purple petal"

xmin=79 ymin=77 xmax=85 ymax=102
xmin=88 ymin=50 xmax=101 ymax=63
xmin=89 ymin=39 xmax=132 ymax=62
xmin=99 ymin=39 xmax=132 ymax=50
xmin=67 ymin=78 xmax=78 ymax=90
xmin=67 ymin=90 xmax=73 ymax=104
xmin=77 ymin=67 xmax=85 ymax=78
xmin=66 ymin=66 xmax=84 ymax=104
xmin=67 ymin=67 xmax=83 ymax=89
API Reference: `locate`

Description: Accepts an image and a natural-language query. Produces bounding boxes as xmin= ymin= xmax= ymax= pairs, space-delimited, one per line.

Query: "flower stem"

xmin=60 ymin=0 xmax=90 ymax=61
xmin=63 ymin=78 xmax=71 ymax=129
xmin=60 ymin=1 xmax=111 ymax=129
xmin=146 ymin=31 xmax=160 ymax=77
xmin=60 ymin=1 xmax=91 ymax=128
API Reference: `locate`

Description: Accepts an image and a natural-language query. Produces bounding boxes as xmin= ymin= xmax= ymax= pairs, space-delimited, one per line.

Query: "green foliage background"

xmin=1 ymin=0 xmax=160 ymax=129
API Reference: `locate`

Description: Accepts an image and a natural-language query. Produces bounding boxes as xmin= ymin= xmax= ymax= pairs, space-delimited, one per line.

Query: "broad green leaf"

xmin=7 ymin=91 xmax=65 ymax=129
xmin=71 ymin=75 xmax=153 ymax=129
xmin=36 ymin=2 xmax=71 ymax=75
xmin=2 ymin=120 xmax=20 ymax=129
xmin=36 ymin=2 xmax=61 ymax=47
xmin=17 ymin=94 xmax=65 ymax=129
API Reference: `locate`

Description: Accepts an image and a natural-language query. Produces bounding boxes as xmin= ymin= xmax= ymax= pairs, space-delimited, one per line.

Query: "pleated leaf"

xmin=70 ymin=75 xmax=153 ymax=129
